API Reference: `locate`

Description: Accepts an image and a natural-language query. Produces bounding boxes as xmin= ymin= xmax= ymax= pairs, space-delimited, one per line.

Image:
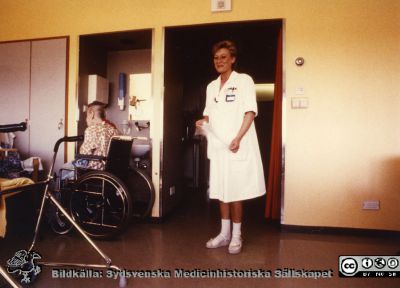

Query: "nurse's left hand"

xmin=229 ymin=138 xmax=241 ymax=153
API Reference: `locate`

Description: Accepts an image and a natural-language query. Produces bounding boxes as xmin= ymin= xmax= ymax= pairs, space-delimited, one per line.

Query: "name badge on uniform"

xmin=226 ymin=94 xmax=236 ymax=102
xmin=225 ymin=86 xmax=237 ymax=102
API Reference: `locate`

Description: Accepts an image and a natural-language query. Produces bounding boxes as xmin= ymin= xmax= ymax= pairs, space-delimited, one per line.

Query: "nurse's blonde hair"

xmin=212 ymin=40 xmax=237 ymax=58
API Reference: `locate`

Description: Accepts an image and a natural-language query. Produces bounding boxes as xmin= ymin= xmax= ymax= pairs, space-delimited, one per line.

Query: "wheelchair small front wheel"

xmin=70 ymin=171 xmax=132 ymax=239
xmin=50 ymin=209 xmax=73 ymax=235
xmin=49 ymin=190 xmax=73 ymax=235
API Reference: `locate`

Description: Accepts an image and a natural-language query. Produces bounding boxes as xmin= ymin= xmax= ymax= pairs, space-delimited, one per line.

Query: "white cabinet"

xmin=80 ymin=74 xmax=109 ymax=105
xmin=0 ymin=38 xmax=67 ymax=171
xmin=0 ymin=41 xmax=31 ymax=155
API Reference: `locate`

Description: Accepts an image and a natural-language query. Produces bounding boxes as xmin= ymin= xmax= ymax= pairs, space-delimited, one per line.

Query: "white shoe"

xmin=206 ymin=234 xmax=231 ymax=249
xmin=228 ymin=237 xmax=243 ymax=254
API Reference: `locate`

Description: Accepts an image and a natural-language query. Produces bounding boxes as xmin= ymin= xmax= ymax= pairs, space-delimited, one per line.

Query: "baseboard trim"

xmin=146 ymin=216 xmax=164 ymax=224
xmin=280 ymin=224 xmax=400 ymax=238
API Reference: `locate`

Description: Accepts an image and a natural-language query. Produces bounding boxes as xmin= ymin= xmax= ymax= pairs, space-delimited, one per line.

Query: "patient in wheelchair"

xmin=75 ymin=101 xmax=119 ymax=170
xmin=63 ymin=101 xmax=119 ymax=180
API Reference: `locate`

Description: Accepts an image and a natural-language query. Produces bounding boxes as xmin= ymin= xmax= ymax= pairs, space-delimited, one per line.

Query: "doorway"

xmin=78 ymin=30 xmax=152 ymax=138
xmin=162 ymin=20 xmax=282 ymax=217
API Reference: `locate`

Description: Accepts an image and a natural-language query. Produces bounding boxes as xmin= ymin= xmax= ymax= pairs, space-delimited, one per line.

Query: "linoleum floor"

xmin=1 ymin=188 xmax=399 ymax=288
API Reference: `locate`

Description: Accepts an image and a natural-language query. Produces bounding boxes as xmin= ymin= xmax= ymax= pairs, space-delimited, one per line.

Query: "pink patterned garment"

xmin=80 ymin=121 xmax=119 ymax=169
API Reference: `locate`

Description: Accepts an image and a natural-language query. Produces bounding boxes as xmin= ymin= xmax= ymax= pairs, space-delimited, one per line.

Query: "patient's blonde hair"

xmin=88 ymin=101 xmax=106 ymax=120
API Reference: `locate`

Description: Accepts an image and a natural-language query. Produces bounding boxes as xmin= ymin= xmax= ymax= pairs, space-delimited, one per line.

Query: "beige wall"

xmin=1 ymin=0 xmax=399 ymax=229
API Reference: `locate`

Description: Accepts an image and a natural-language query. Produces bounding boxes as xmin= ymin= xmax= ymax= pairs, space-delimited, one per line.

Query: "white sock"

xmin=232 ymin=222 xmax=242 ymax=240
xmin=220 ymin=219 xmax=231 ymax=239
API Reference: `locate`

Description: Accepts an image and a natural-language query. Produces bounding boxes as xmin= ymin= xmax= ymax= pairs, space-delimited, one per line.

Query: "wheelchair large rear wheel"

xmin=70 ymin=171 xmax=132 ymax=239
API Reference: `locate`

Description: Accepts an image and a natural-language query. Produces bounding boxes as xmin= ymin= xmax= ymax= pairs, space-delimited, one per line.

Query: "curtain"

xmin=265 ymin=27 xmax=283 ymax=220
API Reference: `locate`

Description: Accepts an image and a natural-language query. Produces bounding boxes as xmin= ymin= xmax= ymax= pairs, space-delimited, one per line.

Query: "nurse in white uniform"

xmin=196 ymin=40 xmax=266 ymax=254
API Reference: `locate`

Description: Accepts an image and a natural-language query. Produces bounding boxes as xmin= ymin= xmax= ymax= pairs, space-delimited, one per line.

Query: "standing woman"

xmin=196 ymin=40 xmax=266 ymax=254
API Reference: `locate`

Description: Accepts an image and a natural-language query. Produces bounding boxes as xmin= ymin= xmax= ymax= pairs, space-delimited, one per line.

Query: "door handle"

xmin=58 ymin=118 xmax=64 ymax=130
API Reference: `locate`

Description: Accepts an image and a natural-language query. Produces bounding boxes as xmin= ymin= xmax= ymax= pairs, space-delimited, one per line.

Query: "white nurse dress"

xmin=203 ymin=71 xmax=266 ymax=202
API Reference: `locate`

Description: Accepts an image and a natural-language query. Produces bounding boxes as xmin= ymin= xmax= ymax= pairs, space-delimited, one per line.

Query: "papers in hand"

xmin=201 ymin=122 xmax=229 ymax=148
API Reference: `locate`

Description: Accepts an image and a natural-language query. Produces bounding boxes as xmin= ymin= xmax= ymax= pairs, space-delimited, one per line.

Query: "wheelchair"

xmin=49 ymin=135 xmax=155 ymax=239
xmin=0 ymin=123 xmax=156 ymax=287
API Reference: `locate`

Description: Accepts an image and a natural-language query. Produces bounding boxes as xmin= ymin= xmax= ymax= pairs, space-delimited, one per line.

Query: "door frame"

xmin=161 ymin=19 xmax=285 ymax=220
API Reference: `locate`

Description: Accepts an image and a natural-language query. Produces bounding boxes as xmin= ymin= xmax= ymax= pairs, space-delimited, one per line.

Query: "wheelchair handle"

xmin=54 ymin=135 xmax=84 ymax=152
xmin=0 ymin=122 xmax=27 ymax=133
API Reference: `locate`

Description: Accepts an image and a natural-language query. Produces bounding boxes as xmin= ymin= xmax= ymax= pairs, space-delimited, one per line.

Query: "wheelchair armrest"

xmin=75 ymin=154 xmax=107 ymax=161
